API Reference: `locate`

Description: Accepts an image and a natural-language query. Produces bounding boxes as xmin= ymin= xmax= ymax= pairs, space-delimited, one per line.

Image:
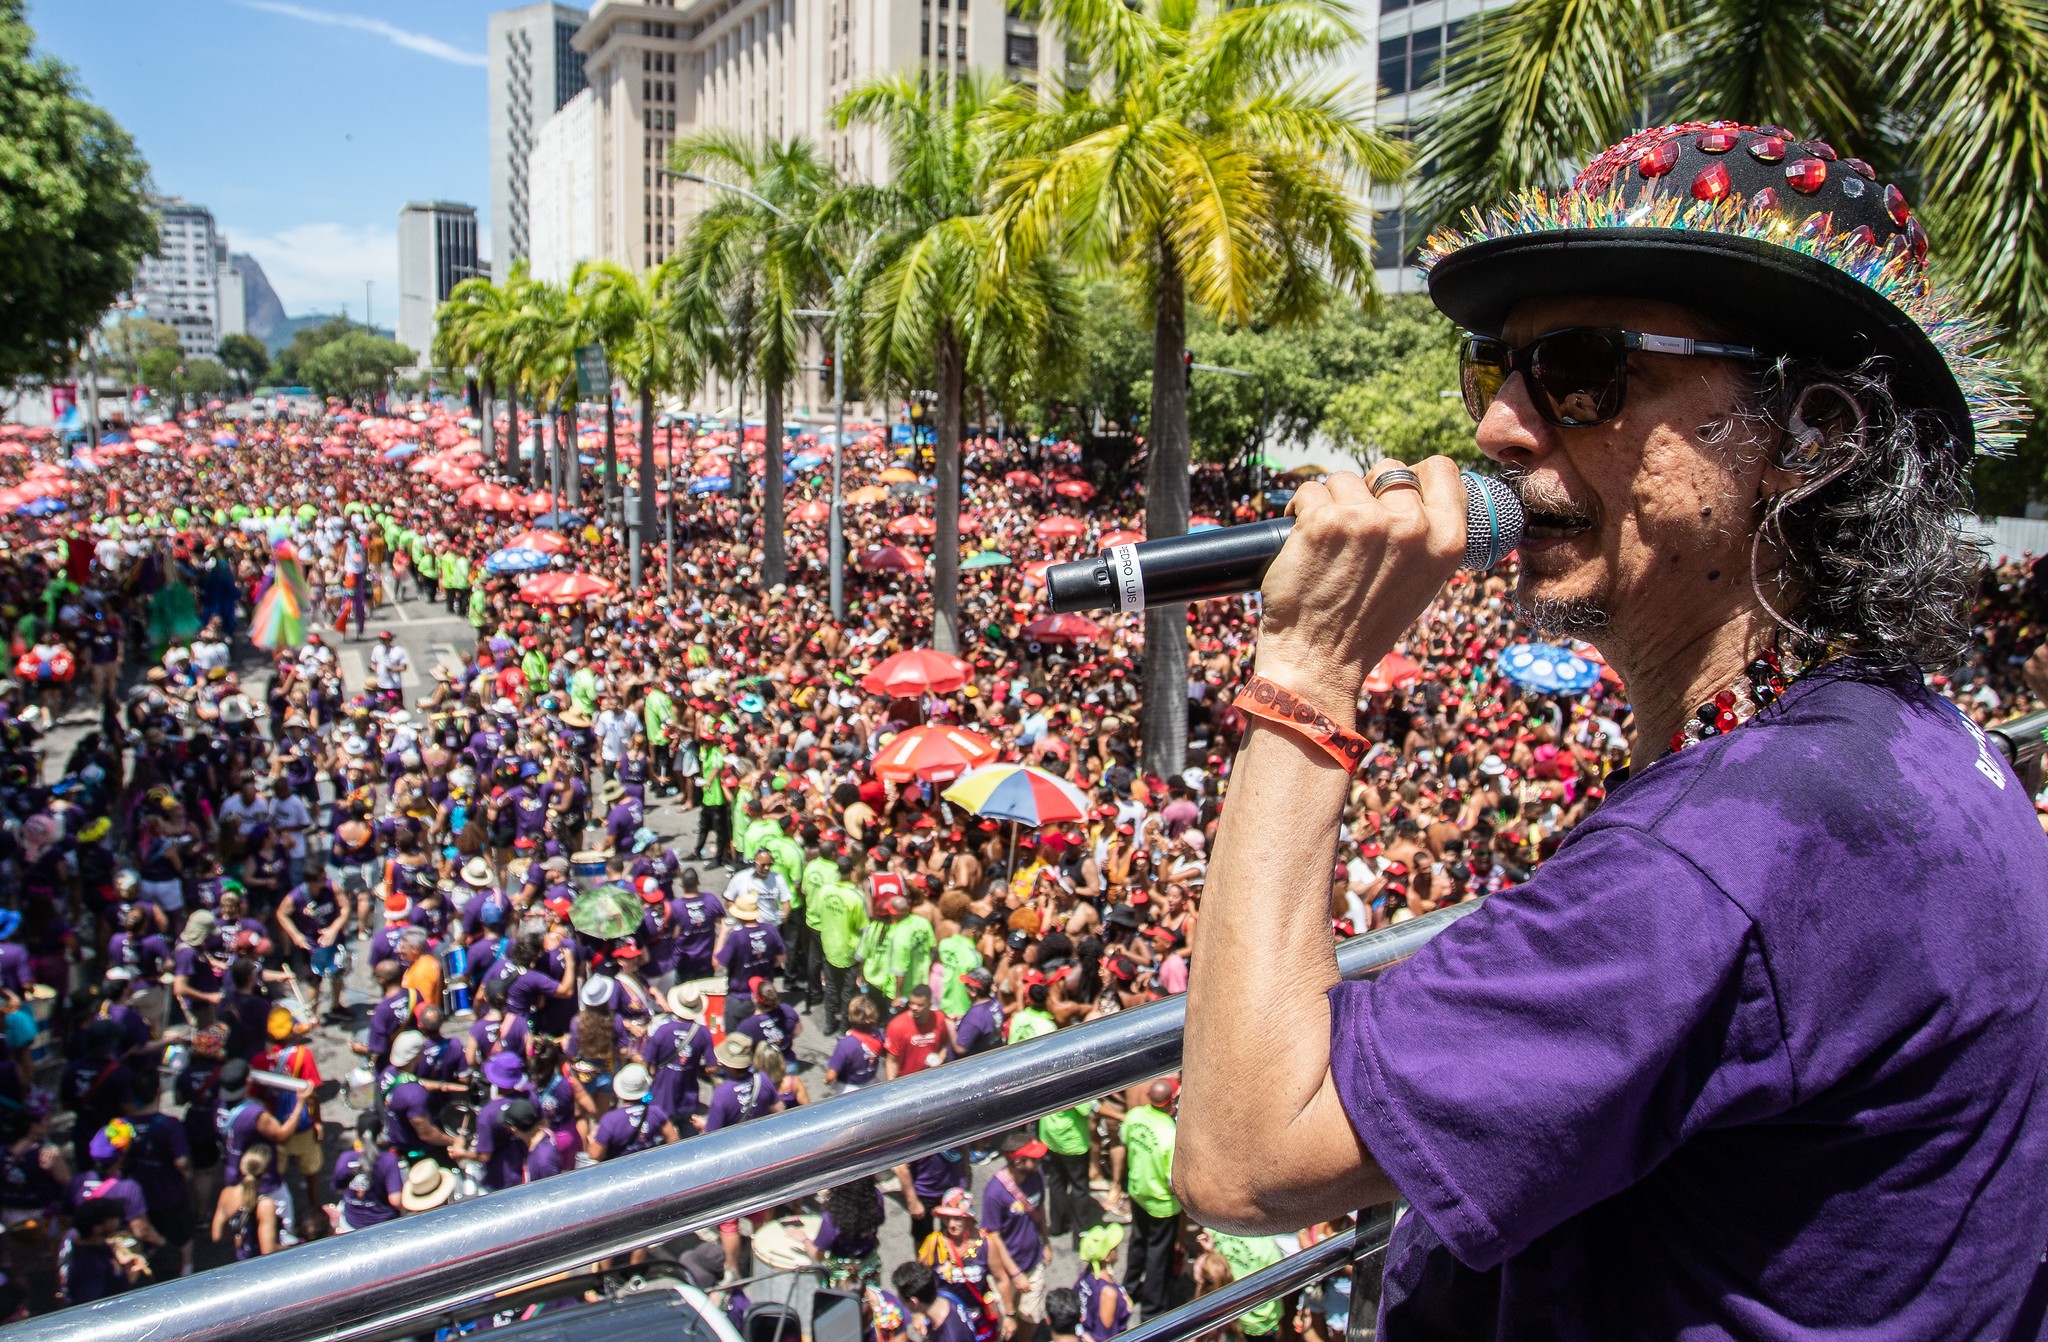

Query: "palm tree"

xmin=504 ymin=279 xmax=577 ymax=493
xmin=1419 ymin=0 xmax=2048 ymax=332
xmin=986 ymin=0 xmax=1409 ymax=774
xmin=671 ymin=134 xmax=839 ymax=590
xmin=837 ymin=71 xmax=1082 ymax=653
xmin=436 ymin=267 xmax=526 ymax=469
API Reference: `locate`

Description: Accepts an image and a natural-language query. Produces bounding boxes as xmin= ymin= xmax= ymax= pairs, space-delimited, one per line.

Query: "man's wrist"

xmin=1246 ymin=658 xmax=1361 ymax=733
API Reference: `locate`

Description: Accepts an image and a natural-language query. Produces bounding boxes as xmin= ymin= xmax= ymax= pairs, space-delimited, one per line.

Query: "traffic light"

xmin=1183 ymin=349 xmax=1194 ymax=389
xmin=820 ymin=350 xmax=834 ymax=396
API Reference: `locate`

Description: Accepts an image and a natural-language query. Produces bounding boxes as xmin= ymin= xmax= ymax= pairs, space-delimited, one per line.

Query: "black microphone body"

xmin=1046 ymin=470 xmax=1523 ymax=615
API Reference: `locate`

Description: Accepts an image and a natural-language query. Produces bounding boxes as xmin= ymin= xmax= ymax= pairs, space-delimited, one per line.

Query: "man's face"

xmin=1477 ymin=296 xmax=1775 ymax=661
xmin=754 ymin=851 xmax=773 ymax=875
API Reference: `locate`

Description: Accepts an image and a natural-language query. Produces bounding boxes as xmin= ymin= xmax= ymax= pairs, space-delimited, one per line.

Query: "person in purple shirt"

xmin=733 ymin=981 xmax=801 ymax=1064
xmin=105 ymin=906 xmax=171 ymax=982
xmin=473 ymin=1052 xmax=534 ymax=1190
xmin=495 ymin=1099 xmax=559 ymax=1184
xmin=713 ymin=908 xmax=784 ymax=1023
xmin=825 ymin=997 xmax=885 ymax=1092
xmin=643 ymin=988 xmax=715 ymax=1120
xmin=588 ymin=1064 xmax=679 ymax=1160
xmin=332 ymin=1116 xmax=403 ymax=1231
xmin=893 ymin=1261 xmax=979 ymax=1342
xmin=700 ymin=1035 xmax=780 ymax=1132
xmin=981 ymin=1133 xmax=1048 ymax=1280
xmin=504 ymin=932 xmax=577 ymax=1027
xmin=809 ymin=1175 xmax=887 ymax=1284
xmin=67 ymin=1127 xmax=153 ymax=1247
xmin=58 ymin=1200 xmax=140 ymax=1305
xmin=1179 ymin=130 xmax=2048 ymax=1342
xmin=356 ymin=961 xmax=413 ymax=1066
xmin=669 ymin=869 xmax=725 ymax=980
xmin=952 ymin=972 xmax=1004 ymax=1058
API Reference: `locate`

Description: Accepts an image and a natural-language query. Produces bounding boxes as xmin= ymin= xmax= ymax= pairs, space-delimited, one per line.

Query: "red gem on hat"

xmin=1747 ymin=136 xmax=1787 ymax=164
xmin=1884 ymin=184 xmax=1912 ymax=226
xmin=1638 ymin=139 xmax=1680 ymax=178
xmin=1690 ymin=162 xmax=1732 ymax=202
xmin=1905 ymin=215 xmax=1929 ymax=264
xmin=1843 ymin=157 xmax=1877 ymax=180
xmin=1846 ymin=224 xmax=1878 ymax=250
xmin=1748 ymin=186 xmax=1780 ymax=214
xmin=1695 ymin=129 xmax=1740 ymax=154
xmin=1806 ymin=140 xmax=1838 ymax=161
xmin=1784 ymin=158 xmax=1828 ymax=193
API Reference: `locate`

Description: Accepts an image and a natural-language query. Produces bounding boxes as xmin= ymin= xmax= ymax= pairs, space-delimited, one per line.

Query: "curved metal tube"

xmin=14 ymin=904 xmax=1476 ymax=1342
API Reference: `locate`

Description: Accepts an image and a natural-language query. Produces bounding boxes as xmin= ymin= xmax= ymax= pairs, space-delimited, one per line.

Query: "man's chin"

xmin=1515 ymin=575 xmax=1610 ymax=636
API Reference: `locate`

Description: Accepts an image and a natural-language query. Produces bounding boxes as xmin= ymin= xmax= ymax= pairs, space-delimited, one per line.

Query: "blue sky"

xmin=26 ymin=0 xmax=502 ymax=320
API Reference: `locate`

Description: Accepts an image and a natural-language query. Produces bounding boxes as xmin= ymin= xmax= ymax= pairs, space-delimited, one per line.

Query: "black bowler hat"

xmin=1423 ymin=121 xmax=2022 ymax=458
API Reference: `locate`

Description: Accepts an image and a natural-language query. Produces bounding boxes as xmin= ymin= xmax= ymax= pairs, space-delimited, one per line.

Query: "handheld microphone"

xmin=1045 ymin=470 xmax=1523 ymax=615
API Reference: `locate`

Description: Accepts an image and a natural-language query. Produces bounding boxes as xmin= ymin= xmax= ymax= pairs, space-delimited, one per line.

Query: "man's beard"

xmin=1516 ymin=593 xmax=1611 ymax=635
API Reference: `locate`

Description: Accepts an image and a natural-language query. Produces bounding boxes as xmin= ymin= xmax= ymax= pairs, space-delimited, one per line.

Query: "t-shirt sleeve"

xmin=1326 ymin=821 xmax=1792 ymax=1270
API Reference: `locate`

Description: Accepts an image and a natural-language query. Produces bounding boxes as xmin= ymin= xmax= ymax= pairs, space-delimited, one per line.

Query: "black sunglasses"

xmin=1459 ymin=327 xmax=1769 ymax=428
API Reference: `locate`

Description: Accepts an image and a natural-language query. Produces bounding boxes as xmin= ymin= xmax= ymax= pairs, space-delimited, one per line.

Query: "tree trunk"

xmin=1140 ymin=242 xmax=1191 ymax=779
xmin=480 ymin=375 xmax=496 ymax=465
xmin=603 ymin=387 xmax=618 ymax=518
xmin=634 ymin=385 xmax=657 ymax=590
xmin=530 ymin=394 xmax=546 ymax=489
xmin=932 ymin=328 xmax=965 ymax=654
xmin=762 ymin=379 xmax=787 ymax=589
xmin=502 ymin=377 xmax=518 ymax=471
xmin=563 ymin=404 xmax=580 ymax=509
xmin=730 ymin=362 xmax=751 ymax=515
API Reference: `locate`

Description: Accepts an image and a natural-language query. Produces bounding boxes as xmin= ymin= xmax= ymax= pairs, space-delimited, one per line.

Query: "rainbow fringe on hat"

xmin=1420 ymin=187 xmax=2027 ymax=455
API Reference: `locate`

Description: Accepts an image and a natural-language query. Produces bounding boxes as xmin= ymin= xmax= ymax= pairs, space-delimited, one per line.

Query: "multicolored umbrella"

xmin=485 ymin=547 xmax=553 ymax=575
xmin=862 ymin=648 xmax=972 ymax=696
xmin=517 ymin=571 xmax=618 ymax=606
xmin=944 ymin=763 xmax=1090 ymax=827
xmin=1497 ymin=643 xmax=1602 ymax=694
xmin=873 ymin=725 xmax=997 ymax=784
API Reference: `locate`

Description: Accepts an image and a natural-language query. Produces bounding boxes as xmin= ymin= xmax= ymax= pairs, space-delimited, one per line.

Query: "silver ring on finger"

xmin=1370 ymin=466 xmax=1422 ymax=498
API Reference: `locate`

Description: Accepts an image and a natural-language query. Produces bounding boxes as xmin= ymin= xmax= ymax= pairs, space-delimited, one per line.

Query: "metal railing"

xmin=15 ymin=904 xmax=1479 ymax=1342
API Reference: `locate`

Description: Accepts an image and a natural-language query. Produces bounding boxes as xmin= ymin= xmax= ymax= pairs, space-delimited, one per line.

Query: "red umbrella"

xmin=888 ymin=514 xmax=936 ymax=537
xmin=1023 ymin=613 xmax=1104 ymax=643
xmin=1099 ymin=529 xmax=1144 ymax=548
xmin=435 ymin=469 xmax=480 ymax=491
xmin=1033 ymin=516 xmax=1087 ymax=539
xmin=859 ymin=546 xmax=925 ymax=575
xmin=862 ymin=648 xmax=973 ymax=697
xmin=503 ymin=528 xmax=571 ymax=555
xmin=791 ymin=500 xmax=830 ymax=524
xmin=1004 ymin=470 xmax=1042 ymax=488
xmin=320 ymin=445 xmax=353 ymax=460
xmin=1190 ymin=514 xmax=1221 ymax=528
xmin=1053 ymin=479 xmax=1096 ymax=501
xmin=517 ymin=571 xmax=618 ymax=605
xmin=872 ymin=725 xmax=997 ymax=783
xmin=1363 ymin=652 xmax=1423 ymax=694
xmin=524 ymin=490 xmax=556 ymax=516
xmin=1020 ymin=560 xmax=1055 ymax=587
xmin=957 ymin=511 xmax=980 ymax=536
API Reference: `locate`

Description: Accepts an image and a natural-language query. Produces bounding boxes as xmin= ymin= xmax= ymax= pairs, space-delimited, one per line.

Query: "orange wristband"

xmin=1233 ymin=675 xmax=1371 ymax=772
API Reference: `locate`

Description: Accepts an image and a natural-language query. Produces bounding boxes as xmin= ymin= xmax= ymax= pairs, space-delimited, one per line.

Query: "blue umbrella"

xmin=382 ymin=444 xmax=420 ymax=461
xmin=688 ymin=476 xmax=731 ymax=496
xmin=485 ymin=546 xmax=553 ymax=575
xmin=18 ymin=496 xmax=68 ymax=517
xmin=789 ymin=452 xmax=825 ymax=469
xmin=1496 ymin=643 xmax=1602 ymax=694
xmin=98 ymin=432 xmax=130 ymax=447
xmin=211 ymin=433 xmax=239 ymax=448
xmin=532 ymin=511 xmax=587 ymax=530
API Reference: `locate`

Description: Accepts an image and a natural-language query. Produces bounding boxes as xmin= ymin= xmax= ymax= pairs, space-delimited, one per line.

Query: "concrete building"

xmin=489 ymin=2 xmax=592 ymax=269
xmin=1367 ymin=0 xmax=1494 ymax=293
xmin=131 ymin=198 xmax=226 ymax=360
xmin=527 ymin=88 xmax=600 ymax=283
xmin=216 ymin=261 xmax=248 ymax=339
xmin=398 ymin=202 xmax=484 ymax=362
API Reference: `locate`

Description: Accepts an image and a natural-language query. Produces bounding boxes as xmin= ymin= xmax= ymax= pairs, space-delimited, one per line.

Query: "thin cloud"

xmin=237 ymin=1 xmax=487 ymax=67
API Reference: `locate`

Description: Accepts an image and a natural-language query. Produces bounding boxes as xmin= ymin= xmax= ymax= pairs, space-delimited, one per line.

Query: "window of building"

xmin=937 ymin=25 xmax=947 ymax=54
xmin=1378 ymin=32 xmax=1407 ymax=96
xmin=1409 ymin=25 xmax=1441 ymax=88
xmin=1371 ymin=207 xmax=1403 ymax=266
xmin=921 ymin=19 xmax=930 ymax=53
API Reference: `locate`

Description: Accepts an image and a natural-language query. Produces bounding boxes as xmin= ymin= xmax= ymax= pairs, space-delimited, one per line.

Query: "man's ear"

xmin=1762 ymin=383 xmax=1863 ymax=503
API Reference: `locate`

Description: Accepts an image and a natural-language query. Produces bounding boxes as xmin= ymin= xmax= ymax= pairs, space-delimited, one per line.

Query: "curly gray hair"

xmin=1733 ymin=357 xmax=1979 ymax=672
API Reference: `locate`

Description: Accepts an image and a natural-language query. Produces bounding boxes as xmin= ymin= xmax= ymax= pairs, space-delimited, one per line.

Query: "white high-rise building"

xmin=132 ymin=198 xmax=225 ymax=360
xmin=398 ymin=202 xmax=484 ymax=363
xmin=490 ymin=2 xmax=592 ymax=270
xmin=527 ymin=88 xmax=599 ymax=283
xmin=216 ymin=261 xmax=248 ymax=339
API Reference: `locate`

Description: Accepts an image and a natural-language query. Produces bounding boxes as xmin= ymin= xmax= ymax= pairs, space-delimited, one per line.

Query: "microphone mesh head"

xmin=1461 ymin=471 xmax=1524 ymax=570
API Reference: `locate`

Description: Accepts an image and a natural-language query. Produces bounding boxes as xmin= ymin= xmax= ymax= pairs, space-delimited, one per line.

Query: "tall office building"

xmin=1367 ymin=0 xmax=1495 ymax=293
xmin=397 ymin=202 xmax=484 ymax=362
xmin=489 ymin=2 xmax=592 ymax=269
xmin=132 ymin=197 xmax=226 ymax=360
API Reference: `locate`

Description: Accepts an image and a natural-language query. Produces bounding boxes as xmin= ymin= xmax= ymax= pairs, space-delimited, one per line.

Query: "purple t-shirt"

xmin=703 ymin=1070 xmax=776 ymax=1131
xmin=735 ymin=1004 xmax=800 ymax=1061
xmin=334 ymin=1148 xmax=404 ymax=1228
xmin=525 ymin=1134 xmax=563 ymax=1182
xmin=980 ymin=1168 xmax=1045 ymax=1273
xmin=67 ymin=1173 xmax=146 ymax=1225
xmin=381 ymin=1077 xmax=432 ymax=1153
xmin=643 ymin=1018 xmax=714 ymax=1117
xmin=671 ymin=892 xmax=726 ymax=973
xmin=1328 ymin=672 xmax=2048 ymax=1339
xmin=593 ymin=1100 xmax=669 ymax=1159
xmin=715 ymin=923 xmax=785 ymax=989
xmin=475 ymin=1096 xmax=529 ymax=1190
xmin=826 ymin=1032 xmax=883 ymax=1088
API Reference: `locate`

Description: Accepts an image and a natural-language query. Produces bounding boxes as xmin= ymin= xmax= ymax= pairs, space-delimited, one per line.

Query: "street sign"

xmin=575 ymin=344 xmax=610 ymax=400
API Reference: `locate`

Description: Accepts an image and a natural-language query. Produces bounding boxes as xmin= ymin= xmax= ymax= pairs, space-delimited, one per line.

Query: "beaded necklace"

xmin=1665 ymin=642 xmax=1821 ymax=756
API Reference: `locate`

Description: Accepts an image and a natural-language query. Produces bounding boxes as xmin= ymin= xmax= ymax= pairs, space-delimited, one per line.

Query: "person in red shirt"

xmin=884 ymin=986 xmax=952 ymax=1081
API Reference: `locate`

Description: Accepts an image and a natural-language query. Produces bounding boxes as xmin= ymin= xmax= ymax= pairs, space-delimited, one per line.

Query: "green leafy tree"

xmin=671 ymin=134 xmax=840 ymax=589
xmin=987 ymin=0 xmax=1410 ymax=771
xmin=837 ymin=72 xmax=1081 ymax=651
xmin=216 ymin=333 xmax=269 ymax=395
xmin=137 ymin=344 xmax=182 ymax=405
xmin=435 ymin=271 xmax=521 ymax=467
xmin=502 ymin=279 xmax=577 ymax=488
xmin=102 ymin=316 xmax=180 ymax=386
xmin=298 ymin=330 xmax=416 ymax=404
xmin=179 ymin=358 xmax=232 ymax=401
xmin=1322 ymin=341 xmax=1477 ymax=469
xmin=0 ymin=0 xmax=157 ymax=384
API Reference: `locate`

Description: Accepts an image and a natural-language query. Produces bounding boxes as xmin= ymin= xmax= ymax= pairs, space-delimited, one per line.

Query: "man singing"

xmin=1178 ymin=124 xmax=2048 ymax=1339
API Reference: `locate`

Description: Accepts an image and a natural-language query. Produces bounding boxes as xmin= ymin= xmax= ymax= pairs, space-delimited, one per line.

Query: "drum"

xmin=441 ymin=942 xmax=469 ymax=982
xmin=444 ymin=976 xmax=472 ymax=1016
xmin=679 ymin=976 xmax=728 ymax=1046
xmin=753 ymin=1215 xmax=823 ymax=1271
xmin=571 ymin=850 xmax=610 ymax=887
xmin=25 ymin=985 xmax=55 ymax=1064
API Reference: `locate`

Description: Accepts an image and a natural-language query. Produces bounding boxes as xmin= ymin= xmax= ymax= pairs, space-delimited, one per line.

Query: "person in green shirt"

xmin=1200 ymin=1230 xmax=1285 ymax=1338
xmin=520 ymin=643 xmax=549 ymax=694
xmin=1008 ymin=985 xmax=1059 ymax=1044
xmin=567 ymin=659 xmax=600 ymax=716
xmin=414 ymin=545 xmax=439 ymax=603
xmin=807 ymin=855 xmax=869 ymax=1031
xmin=860 ymin=902 xmax=901 ymax=1002
xmin=1119 ymin=1081 xmax=1182 ymax=1314
xmin=763 ymin=828 xmax=805 ymax=908
xmin=642 ymin=685 xmax=676 ymax=792
xmin=935 ymin=918 xmax=983 ymax=1018
xmin=885 ymin=901 xmax=936 ymax=1009
xmin=692 ymin=740 xmax=731 ymax=862
xmin=467 ymin=583 xmax=488 ymax=630
xmin=1039 ymin=1096 xmax=1095 ymax=1244
xmin=438 ymin=548 xmax=469 ymax=614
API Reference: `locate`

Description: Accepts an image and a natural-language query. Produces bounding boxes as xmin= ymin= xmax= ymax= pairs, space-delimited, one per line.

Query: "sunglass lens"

xmin=1459 ymin=338 xmax=1508 ymax=422
xmin=1529 ymin=330 xmax=1626 ymax=426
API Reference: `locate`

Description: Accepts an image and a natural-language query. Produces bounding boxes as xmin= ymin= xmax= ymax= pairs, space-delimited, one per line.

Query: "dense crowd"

xmin=0 ymin=398 xmax=2040 ymax=1333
